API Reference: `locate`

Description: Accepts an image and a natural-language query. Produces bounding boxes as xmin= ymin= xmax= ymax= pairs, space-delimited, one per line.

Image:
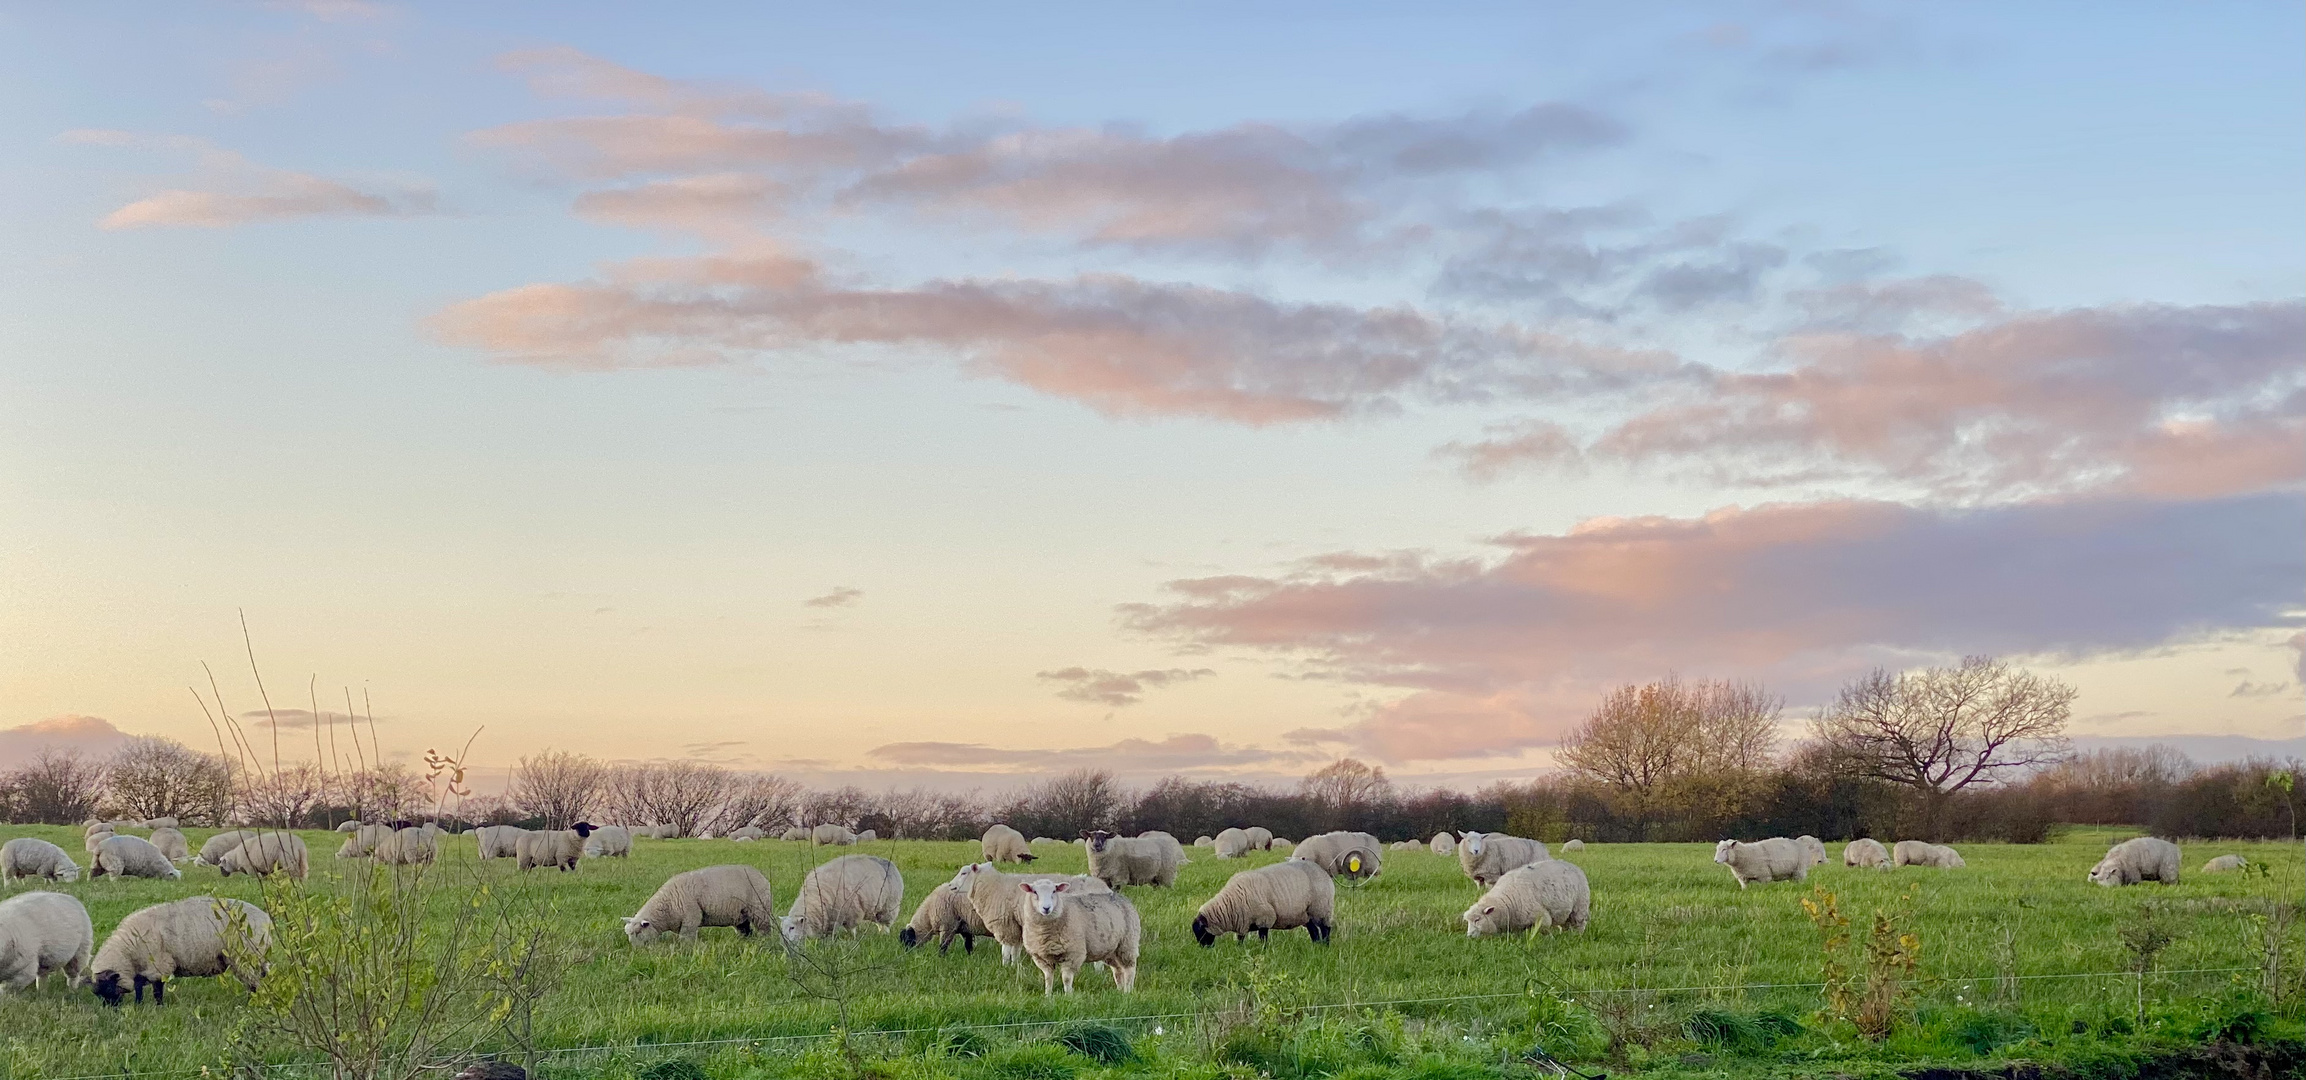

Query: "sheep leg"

xmin=1059 ymin=961 xmax=1079 ymax=993
xmin=1034 ymin=957 xmax=1058 ymax=995
xmin=1112 ymin=962 xmax=1136 ymax=992
xmin=1000 ymin=942 xmax=1019 ymax=965
xmin=960 ymin=930 xmax=975 ymax=954
xmin=1256 ymin=928 xmax=1269 ymax=943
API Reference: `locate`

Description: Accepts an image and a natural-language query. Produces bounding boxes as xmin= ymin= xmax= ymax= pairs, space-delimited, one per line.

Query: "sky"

xmin=0 ymin=1 xmax=2300 ymax=790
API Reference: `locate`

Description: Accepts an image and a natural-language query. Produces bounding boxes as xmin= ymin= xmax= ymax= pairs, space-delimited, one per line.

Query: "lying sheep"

xmin=650 ymin=823 xmax=683 ymax=839
xmin=951 ymin=862 xmax=1113 ymax=965
xmin=336 ymin=823 xmax=394 ymax=859
xmin=1561 ymin=839 xmax=1586 ymax=852
xmin=1796 ymin=835 xmax=1828 ymax=867
xmin=1430 ymin=832 xmax=1457 ymax=855
xmin=2203 ymin=854 xmax=2250 ymax=873
xmin=1243 ymin=826 xmax=1274 ymax=851
xmin=584 ymin=825 xmax=633 ymax=858
xmin=1018 ymin=878 xmax=1141 ymax=994
xmin=899 ymin=882 xmax=988 ymax=954
xmin=147 ymin=828 xmax=192 ymax=863
xmin=217 ymin=833 xmax=308 ymax=880
xmin=1267 ymin=837 xmax=1292 ymax=850
xmin=780 ymin=827 xmax=809 ymax=841
xmin=516 ymin=824 xmax=597 ymax=872
xmin=1458 ymin=832 xmax=1548 ymax=886
xmin=780 ymin=855 xmax=904 ymax=941
xmin=622 ymin=865 xmax=776 ymax=945
xmin=143 ymin=817 xmax=179 ymax=831
xmin=1842 ymin=838 xmax=1892 ymax=869
xmin=1390 ymin=840 xmax=1420 ymax=851
xmin=1084 ymin=830 xmax=1182 ymax=888
xmin=1033 ymin=836 xmax=1062 ymax=847
xmin=1214 ymin=827 xmax=1253 ymax=859
xmin=811 ymin=824 xmax=858 ymax=846
xmin=725 ymin=825 xmax=765 ymax=842
xmin=981 ymin=824 xmax=1036 ymax=864
xmin=1292 ymin=832 xmax=1382 ymax=881
xmin=476 ymin=825 xmax=527 ymax=860
xmin=374 ymin=827 xmax=438 ymax=866
xmin=1464 ymin=860 xmax=1591 ymax=937
xmin=1714 ymin=838 xmax=1808 ymax=888
xmin=1 ymin=891 xmax=92 ymax=992
xmin=2 ymin=838 xmax=81 ymax=884
xmin=91 ymin=835 xmax=181 ymax=880
xmin=197 ymin=830 xmax=260 ymax=868
xmin=1893 ymin=841 xmax=1964 ymax=869
xmin=90 ymin=897 xmax=271 ymax=1006
xmin=2090 ymin=836 xmax=2180 ymax=887
xmin=1193 ymin=859 xmax=1334 ymax=947
xmin=1194 ymin=835 xmax=1215 ymax=848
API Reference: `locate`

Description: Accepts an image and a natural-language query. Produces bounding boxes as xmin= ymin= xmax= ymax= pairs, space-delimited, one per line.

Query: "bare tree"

xmin=650 ymin=761 xmax=733 ymax=836
xmin=1001 ymin=768 xmax=1121 ymax=838
xmin=238 ymin=763 xmax=329 ymax=827
xmin=1813 ymin=656 xmax=2074 ymax=838
xmin=801 ymin=785 xmax=876 ymax=830
xmin=1300 ymin=758 xmax=1393 ymax=830
xmin=107 ymin=736 xmax=234 ymax=824
xmin=708 ymin=773 xmax=805 ymax=835
xmin=509 ymin=750 xmax=607 ymax=829
xmin=6 ymin=748 xmax=108 ymax=823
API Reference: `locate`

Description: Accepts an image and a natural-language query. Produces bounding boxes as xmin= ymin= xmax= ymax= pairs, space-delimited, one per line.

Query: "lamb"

xmin=1018 ymin=878 xmax=1141 ymax=994
xmin=1 ymin=838 xmax=81 ymax=884
xmin=216 ymin=833 xmax=308 ymax=880
xmin=91 ymin=835 xmax=181 ymax=880
xmin=0 ymin=891 xmax=92 ymax=992
xmin=1463 ymin=860 xmax=1591 ymax=937
xmin=1084 ymin=830 xmax=1182 ymax=887
xmin=1214 ymin=827 xmax=1254 ymax=859
xmin=622 ymin=865 xmax=777 ymax=945
xmin=142 ymin=817 xmax=180 ymax=831
xmin=516 ymin=824 xmax=598 ymax=871
xmin=1429 ymin=832 xmax=1457 ymax=855
xmin=725 ymin=825 xmax=765 ymax=841
xmin=1457 ymin=832 xmax=1548 ymax=886
xmin=147 ymin=828 xmax=192 ymax=863
xmin=1191 ymin=859 xmax=1334 ymax=947
xmin=584 ymin=825 xmax=633 ymax=858
xmin=2089 ymin=836 xmax=2181 ymax=887
xmin=475 ymin=825 xmax=528 ymax=860
xmin=1243 ymin=826 xmax=1274 ymax=851
xmin=2203 ymin=854 xmax=2250 ymax=873
xmin=899 ymin=882 xmax=988 ymax=954
xmin=950 ymin=862 xmax=1113 ymax=965
xmin=1893 ymin=841 xmax=1965 ymax=869
xmin=197 ymin=830 xmax=260 ymax=867
xmin=1713 ymin=838 xmax=1809 ymax=888
xmin=336 ymin=823 xmax=394 ymax=858
xmin=1796 ymin=835 xmax=1828 ymax=867
xmin=811 ymin=824 xmax=858 ymax=846
xmin=1561 ymin=839 xmax=1586 ymax=852
xmin=89 ymin=896 xmax=271 ymax=1006
xmin=1842 ymin=838 xmax=1893 ymax=869
xmin=374 ymin=827 xmax=438 ymax=866
xmin=981 ymin=824 xmax=1036 ymax=864
xmin=779 ymin=855 xmax=904 ymax=941
xmin=1291 ymin=832 xmax=1382 ymax=881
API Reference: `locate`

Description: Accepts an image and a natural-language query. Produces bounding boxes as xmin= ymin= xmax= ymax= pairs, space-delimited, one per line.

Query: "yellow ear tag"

xmin=1346 ymin=855 xmax=1362 ymax=874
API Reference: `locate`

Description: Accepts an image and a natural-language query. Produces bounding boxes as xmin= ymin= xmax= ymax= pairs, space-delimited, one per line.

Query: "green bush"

xmin=1050 ymin=1022 xmax=1132 ymax=1064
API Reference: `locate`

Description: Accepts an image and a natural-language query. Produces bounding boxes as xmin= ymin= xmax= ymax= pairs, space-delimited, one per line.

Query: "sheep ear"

xmin=1053 ymin=881 xmax=1068 ymax=892
xmin=1482 ymin=906 xmax=1494 ymax=914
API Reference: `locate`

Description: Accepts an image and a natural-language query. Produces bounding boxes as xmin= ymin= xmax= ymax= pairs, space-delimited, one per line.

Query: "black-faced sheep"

xmin=1457 ymin=831 xmax=1547 ymax=886
xmin=1018 ymin=878 xmax=1140 ymax=994
xmin=1464 ymin=860 xmax=1590 ymax=936
xmin=623 ymin=865 xmax=777 ymax=945
xmin=1 ymin=891 xmax=92 ymax=992
xmin=1713 ymin=838 xmax=1807 ymax=888
xmin=515 ymin=824 xmax=597 ymax=871
xmin=2089 ymin=836 xmax=2180 ymax=886
xmin=1192 ymin=859 xmax=1333 ymax=946
xmin=90 ymin=897 xmax=271 ymax=1006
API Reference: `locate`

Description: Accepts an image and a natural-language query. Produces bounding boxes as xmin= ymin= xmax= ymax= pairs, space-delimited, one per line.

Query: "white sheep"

xmin=1561 ymin=839 xmax=1586 ymax=852
xmin=1194 ymin=835 xmax=1216 ymax=848
xmin=981 ymin=824 xmax=1036 ymax=864
xmin=82 ymin=829 xmax=114 ymax=854
xmin=516 ymin=824 xmax=597 ymax=871
xmin=374 ymin=827 xmax=438 ymax=866
xmin=780 ymin=855 xmax=904 ymax=941
xmin=1018 ymin=878 xmax=1141 ymax=995
xmin=197 ymin=830 xmax=260 ymax=867
xmin=725 ymin=825 xmax=765 ymax=841
xmin=1 ymin=838 xmax=81 ymax=884
xmin=950 ymin=862 xmax=1112 ymax=965
xmin=1457 ymin=831 xmax=1548 ymax=886
xmin=147 ymin=828 xmax=192 ymax=863
xmin=1243 ymin=826 xmax=1274 ymax=851
xmin=1214 ymin=827 xmax=1254 ymax=859
xmin=0 ymin=891 xmax=92 ymax=992
xmin=1842 ymin=838 xmax=1892 ymax=869
xmin=1713 ymin=838 xmax=1808 ymax=888
xmin=335 ymin=819 xmax=362 ymax=833
xmin=89 ymin=896 xmax=271 ymax=1006
xmin=1084 ymin=830 xmax=1182 ymax=887
xmin=475 ymin=825 xmax=527 ymax=860
xmin=856 ymin=829 xmax=878 ymax=842
xmin=1291 ymin=832 xmax=1383 ymax=881
xmin=649 ymin=823 xmax=683 ymax=839
xmin=780 ymin=827 xmax=809 ymax=841
xmin=1795 ymin=835 xmax=1828 ymax=867
xmin=2203 ymin=854 xmax=2249 ymax=873
xmin=585 ymin=825 xmax=634 ymax=858
xmin=811 ymin=823 xmax=858 ymax=846
xmin=336 ymin=823 xmax=394 ymax=859
xmin=1464 ymin=860 xmax=1591 ymax=936
xmin=899 ymin=882 xmax=988 ymax=954
xmin=2089 ymin=836 xmax=2180 ymax=886
xmin=216 ymin=832 xmax=308 ymax=880
xmin=142 ymin=817 xmax=180 ymax=831
xmin=1192 ymin=859 xmax=1334 ymax=947
xmin=91 ymin=835 xmax=181 ymax=881
xmin=1893 ymin=840 xmax=1965 ymax=869
xmin=1267 ymin=837 xmax=1292 ymax=850
xmin=1429 ymin=832 xmax=1457 ymax=855
xmin=622 ymin=865 xmax=777 ymax=945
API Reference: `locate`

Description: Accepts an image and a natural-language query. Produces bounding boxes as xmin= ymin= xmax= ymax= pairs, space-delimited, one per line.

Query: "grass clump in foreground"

xmin=0 ymin=823 xmax=2297 ymax=1078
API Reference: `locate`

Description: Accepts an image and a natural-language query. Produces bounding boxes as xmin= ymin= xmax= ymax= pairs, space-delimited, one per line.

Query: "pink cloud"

xmin=0 ymin=715 xmax=133 ymax=770
xmin=867 ymin=732 xmax=1315 ymax=773
xmin=1036 ymin=666 xmax=1214 ymax=707
xmin=64 ymin=130 xmax=435 ymax=229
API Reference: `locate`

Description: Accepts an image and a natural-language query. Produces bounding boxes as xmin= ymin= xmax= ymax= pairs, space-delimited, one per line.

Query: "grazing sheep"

xmin=83 ymin=822 xmax=111 ymax=837
xmin=1214 ymin=827 xmax=1254 ymax=859
xmin=1390 ymin=840 xmax=1420 ymax=851
xmin=1194 ymin=836 xmax=1215 ymax=848
xmin=899 ymin=882 xmax=988 ymax=954
xmin=374 ymin=827 xmax=439 ymax=866
xmin=780 ymin=827 xmax=809 ymax=841
xmin=1457 ymin=832 xmax=1548 ymax=886
xmin=1561 ymin=839 xmax=1586 ymax=852
xmin=726 ymin=825 xmax=765 ymax=841
xmin=335 ymin=819 xmax=362 ymax=833
xmin=622 ymin=865 xmax=777 ymax=945
xmin=2 ymin=838 xmax=81 ymax=884
xmin=105 ymin=820 xmax=142 ymax=834
xmin=91 ymin=835 xmax=181 ymax=881
xmin=142 ymin=817 xmax=180 ymax=831
xmin=811 ymin=824 xmax=858 ymax=846
xmin=1084 ymin=830 xmax=1183 ymax=888
xmin=780 ymin=855 xmax=904 ymax=941
xmin=584 ymin=825 xmax=633 ymax=858
xmin=1243 ymin=826 xmax=1274 ymax=851
xmin=216 ymin=833 xmax=309 ymax=880
xmin=1893 ymin=841 xmax=1965 ymax=869
xmin=1018 ymin=878 xmax=1141 ymax=994
xmin=2203 ymin=854 xmax=2250 ymax=873
xmin=981 ymin=824 xmax=1036 ymax=864
xmin=89 ymin=897 xmax=271 ymax=1006
xmin=197 ymin=830 xmax=260 ymax=867
xmin=516 ymin=824 xmax=597 ymax=872
xmin=147 ymin=828 xmax=192 ymax=863
xmin=83 ymin=829 xmax=114 ymax=854
xmin=1843 ymin=838 xmax=1892 ymax=869
xmin=475 ymin=825 xmax=528 ymax=860
xmin=0 ymin=891 xmax=93 ymax=992
xmin=1033 ymin=836 xmax=1062 ymax=847
xmin=1713 ymin=838 xmax=1809 ymax=888
xmin=336 ymin=823 xmax=394 ymax=859
xmin=1430 ymin=832 xmax=1457 ymax=855
xmin=2089 ymin=836 xmax=2181 ymax=887
xmin=1796 ymin=835 xmax=1828 ymax=867
xmin=1463 ymin=860 xmax=1591 ymax=937
xmin=856 ymin=829 xmax=878 ymax=842
xmin=1292 ymin=832 xmax=1383 ymax=881
xmin=1192 ymin=859 xmax=1334 ymax=947
xmin=1267 ymin=837 xmax=1292 ymax=850
xmin=950 ymin=862 xmax=1113 ymax=965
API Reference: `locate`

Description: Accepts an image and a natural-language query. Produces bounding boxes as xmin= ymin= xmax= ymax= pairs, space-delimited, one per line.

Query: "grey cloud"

xmin=1036 ymin=666 xmax=1214 ymax=707
xmin=866 ymin=732 xmax=1313 ymax=773
xmin=240 ymin=708 xmax=376 ymax=730
xmin=2231 ymin=681 xmax=2294 ymax=700
xmin=804 ymin=586 xmax=863 ymax=609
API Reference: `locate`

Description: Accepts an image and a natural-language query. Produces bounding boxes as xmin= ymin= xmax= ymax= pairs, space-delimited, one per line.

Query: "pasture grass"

xmin=0 ymin=823 xmax=2298 ymax=1078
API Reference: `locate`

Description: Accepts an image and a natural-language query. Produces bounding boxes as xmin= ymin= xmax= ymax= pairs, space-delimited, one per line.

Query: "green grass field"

xmin=1 ymin=824 xmax=2299 ymax=1079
